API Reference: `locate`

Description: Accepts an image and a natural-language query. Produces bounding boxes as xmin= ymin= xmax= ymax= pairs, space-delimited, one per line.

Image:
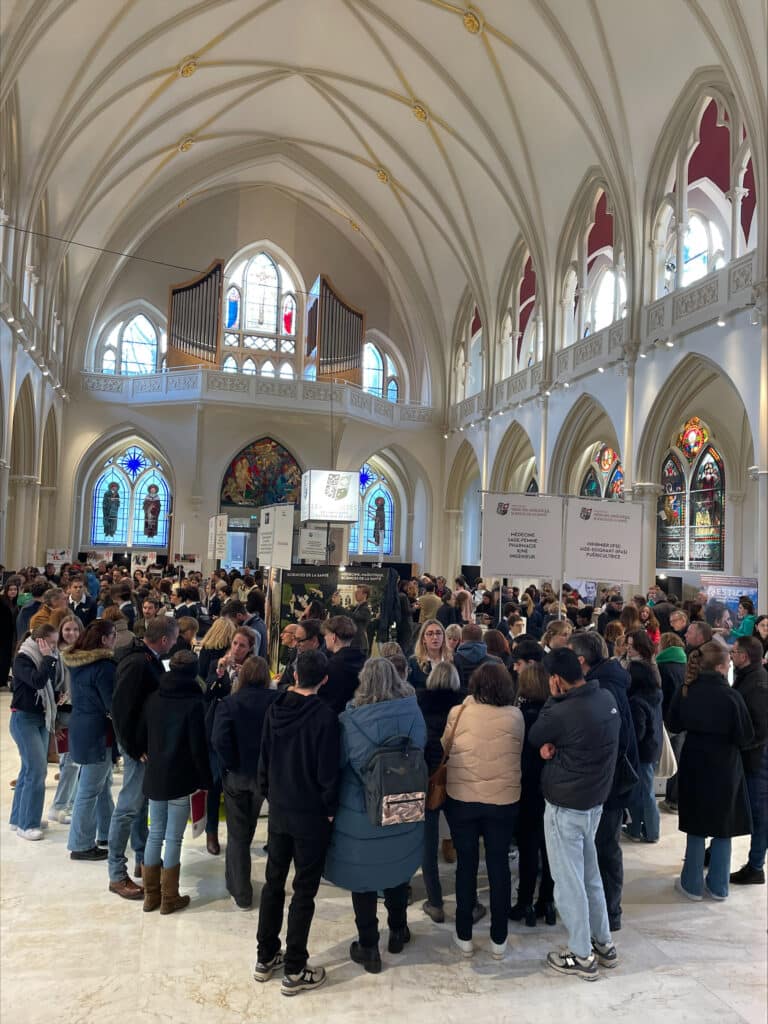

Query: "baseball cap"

xmin=543 ymin=647 xmax=584 ymax=683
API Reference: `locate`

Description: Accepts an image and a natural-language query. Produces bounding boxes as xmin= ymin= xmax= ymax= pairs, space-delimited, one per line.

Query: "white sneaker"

xmin=17 ymin=828 xmax=44 ymax=841
xmin=453 ymin=933 xmax=474 ymax=957
xmin=38 ymin=820 xmax=48 ymax=830
xmin=9 ymin=824 xmax=18 ymax=832
xmin=48 ymin=810 xmax=70 ymax=824
xmin=490 ymin=939 xmax=506 ymax=960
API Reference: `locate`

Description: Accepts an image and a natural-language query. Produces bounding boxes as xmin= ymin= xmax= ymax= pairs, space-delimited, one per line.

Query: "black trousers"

xmin=222 ymin=772 xmax=264 ymax=907
xmin=352 ymin=883 xmax=409 ymax=948
xmin=516 ymin=805 xmax=554 ymax=906
xmin=595 ymin=805 xmax=624 ymax=930
xmin=256 ymin=811 xmax=331 ymax=975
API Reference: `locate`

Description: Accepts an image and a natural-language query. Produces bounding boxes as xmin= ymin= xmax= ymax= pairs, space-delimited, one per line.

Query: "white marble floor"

xmin=1 ymin=690 xmax=765 ymax=1024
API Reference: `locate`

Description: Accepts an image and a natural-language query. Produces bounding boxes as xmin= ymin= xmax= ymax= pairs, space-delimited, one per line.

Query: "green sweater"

xmin=656 ymin=645 xmax=687 ymax=665
xmin=729 ymin=614 xmax=756 ymax=641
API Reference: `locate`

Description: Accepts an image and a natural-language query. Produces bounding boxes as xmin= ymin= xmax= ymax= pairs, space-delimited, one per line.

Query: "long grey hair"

xmin=351 ymin=656 xmax=415 ymax=706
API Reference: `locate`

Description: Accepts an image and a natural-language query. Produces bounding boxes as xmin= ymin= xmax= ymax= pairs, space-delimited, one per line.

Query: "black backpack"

xmin=347 ymin=717 xmax=427 ymax=827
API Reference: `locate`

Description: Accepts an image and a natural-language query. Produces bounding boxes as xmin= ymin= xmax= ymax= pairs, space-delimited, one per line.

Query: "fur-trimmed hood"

xmin=61 ymin=646 xmax=115 ymax=668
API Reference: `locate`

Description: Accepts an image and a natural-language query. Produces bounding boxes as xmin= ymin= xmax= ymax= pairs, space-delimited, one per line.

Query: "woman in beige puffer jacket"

xmin=442 ymin=662 xmax=523 ymax=960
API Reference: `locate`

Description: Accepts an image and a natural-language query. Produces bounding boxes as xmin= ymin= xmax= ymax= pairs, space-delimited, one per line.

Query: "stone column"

xmin=726 ymin=187 xmax=748 ymax=261
xmin=622 ymin=353 xmax=637 ymax=490
xmin=753 ymin=282 xmax=768 ymax=605
xmin=444 ymin=508 xmax=463 ymax=580
xmin=0 ymin=458 xmax=9 ymax=564
xmin=727 ymin=491 xmax=745 ymax=576
xmin=632 ymin=482 xmax=664 ymax=590
xmin=537 ymin=393 xmax=549 ymax=491
xmin=8 ymin=475 xmax=40 ymax=567
xmin=36 ymin=485 xmax=57 ymax=564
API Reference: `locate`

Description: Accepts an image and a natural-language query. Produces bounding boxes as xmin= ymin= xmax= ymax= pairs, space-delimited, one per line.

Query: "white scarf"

xmin=18 ymin=637 xmax=57 ymax=733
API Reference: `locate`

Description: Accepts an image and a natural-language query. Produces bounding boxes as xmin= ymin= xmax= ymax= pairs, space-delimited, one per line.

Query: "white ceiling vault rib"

xmin=1 ymin=0 xmax=764 ymax=399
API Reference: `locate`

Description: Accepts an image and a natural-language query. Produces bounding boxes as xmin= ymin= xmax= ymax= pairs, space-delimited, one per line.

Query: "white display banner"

xmin=257 ymin=505 xmax=294 ymax=570
xmin=564 ymin=499 xmax=642 ymax=583
xmin=214 ymin=514 xmax=228 ymax=559
xmin=299 ymin=527 xmax=328 ymax=562
xmin=300 ymin=470 xmax=358 ymax=522
xmin=130 ymin=553 xmax=153 ymax=574
xmin=46 ymin=548 xmax=72 ymax=566
xmin=481 ymin=494 xmax=564 ymax=579
xmin=207 ymin=516 xmax=217 ymax=560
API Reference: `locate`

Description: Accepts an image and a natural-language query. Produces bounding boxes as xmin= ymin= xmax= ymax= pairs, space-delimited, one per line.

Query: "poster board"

xmin=46 ymin=549 xmax=72 ymax=566
xmin=130 ymin=553 xmax=153 ymax=575
xmin=257 ymin=504 xmax=294 ymax=570
xmin=300 ymin=470 xmax=358 ymax=522
xmin=173 ymin=553 xmax=202 ymax=573
xmin=214 ymin=514 xmax=228 ymax=559
xmin=564 ymin=499 xmax=642 ymax=583
xmin=207 ymin=516 xmax=217 ymax=560
xmin=298 ymin=527 xmax=329 ymax=562
xmin=481 ymin=494 xmax=563 ymax=579
xmin=700 ymin=575 xmax=758 ymax=619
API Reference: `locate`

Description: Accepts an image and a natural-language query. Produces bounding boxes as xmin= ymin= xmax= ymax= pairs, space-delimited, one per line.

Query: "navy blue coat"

xmin=63 ymin=647 xmax=115 ymax=764
xmin=323 ymin=695 xmax=426 ymax=892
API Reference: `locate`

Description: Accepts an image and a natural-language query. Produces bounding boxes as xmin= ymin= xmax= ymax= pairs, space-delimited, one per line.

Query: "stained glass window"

xmin=595 ymin=446 xmax=619 ymax=474
xmin=363 ymin=343 xmax=384 ymax=395
xmin=245 ymin=253 xmax=279 ymax=332
xmin=90 ymin=447 xmax=170 ymax=548
xmin=348 ymin=463 xmax=394 ymax=558
xmin=282 ymin=295 xmax=296 ymax=336
xmin=689 ymin=447 xmax=724 ymax=570
xmin=677 ymin=416 xmax=709 ymax=461
xmin=387 ymin=379 xmax=399 ymax=402
xmin=682 ymin=215 xmax=710 ymax=285
xmin=98 ymin=313 xmax=166 ymax=375
xmin=592 ymin=270 xmax=616 ymax=332
xmin=656 ymin=452 xmax=687 ymax=569
xmin=580 ymin=467 xmax=601 ymax=498
xmin=225 ymin=287 xmax=241 ymax=330
xmin=526 ymin=478 xmax=539 ymax=494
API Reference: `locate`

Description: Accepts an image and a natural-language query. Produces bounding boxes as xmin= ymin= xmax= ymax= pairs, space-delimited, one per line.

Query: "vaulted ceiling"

xmin=2 ymin=0 xmax=765 ymax=383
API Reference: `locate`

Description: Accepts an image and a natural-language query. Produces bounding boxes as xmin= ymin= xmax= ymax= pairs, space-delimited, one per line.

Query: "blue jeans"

xmin=68 ymin=759 xmax=114 ymax=852
xmin=144 ymin=797 xmax=189 ymax=869
xmin=747 ymin=747 xmax=768 ymax=870
xmin=445 ymin=798 xmax=518 ymax=944
xmin=681 ymin=835 xmax=731 ymax=898
xmin=544 ymin=801 xmax=611 ymax=959
xmin=9 ymin=712 xmax=48 ymax=831
xmin=421 ymin=806 xmax=443 ymax=907
xmin=625 ymin=762 xmax=660 ymax=841
xmin=107 ymin=749 xmax=149 ymax=883
xmin=50 ymin=752 xmax=80 ymax=814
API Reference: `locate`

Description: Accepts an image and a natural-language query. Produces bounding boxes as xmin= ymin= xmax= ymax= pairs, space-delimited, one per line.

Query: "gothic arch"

xmin=549 ymin=393 xmax=622 ymax=496
xmin=219 ymin=435 xmax=303 ymax=509
xmin=490 ymin=421 xmax=537 ymax=492
xmin=446 ymin=439 xmax=481 ymax=509
xmin=10 ymin=374 xmax=36 ymax=477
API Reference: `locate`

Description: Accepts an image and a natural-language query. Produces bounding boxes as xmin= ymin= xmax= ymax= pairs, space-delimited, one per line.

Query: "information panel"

xmin=564 ymin=500 xmax=642 ymax=583
xmin=298 ymin=527 xmax=329 ymax=562
xmin=300 ymin=470 xmax=358 ymax=522
xmin=481 ymin=494 xmax=563 ymax=579
xmin=257 ymin=504 xmax=294 ymax=570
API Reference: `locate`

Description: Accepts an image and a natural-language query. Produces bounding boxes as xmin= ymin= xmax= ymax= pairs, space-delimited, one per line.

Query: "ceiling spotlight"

xmin=544 ymin=389 xmax=551 ymax=396
xmin=716 ymin=315 xmax=726 ymax=327
xmin=7 ymin=315 xmax=14 ymax=324
xmin=563 ymin=381 xmax=570 ymax=388
xmin=639 ymin=352 xmax=647 ymax=358
xmin=487 ymin=415 xmax=492 ymax=421
xmin=459 ymin=426 xmax=464 ymax=432
xmin=443 ymin=432 xmax=448 ymax=439
xmin=750 ymin=306 xmax=761 ymax=326
xmin=597 ymin=366 xmax=605 ymax=373
xmin=15 ymin=325 xmax=23 ymax=334
xmin=665 ymin=339 xmax=674 ymax=348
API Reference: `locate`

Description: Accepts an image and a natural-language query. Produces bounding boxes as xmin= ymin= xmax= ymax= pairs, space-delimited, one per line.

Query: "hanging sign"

xmin=299 ymin=527 xmax=329 ymax=562
xmin=257 ymin=505 xmax=294 ymax=570
xmin=207 ymin=516 xmax=217 ymax=560
xmin=300 ymin=470 xmax=358 ymax=522
xmin=214 ymin=514 xmax=229 ymax=559
xmin=481 ymin=494 xmax=563 ymax=579
xmin=46 ymin=549 xmax=72 ymax=566
xmin=564 ymin=499 xmax=642 ymax=583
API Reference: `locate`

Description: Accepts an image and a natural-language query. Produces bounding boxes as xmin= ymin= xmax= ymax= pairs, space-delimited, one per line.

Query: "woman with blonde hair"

xmin=101 ymin=606 xmax=135 ymax=656
xmin=541 ymin=619 xmax=572 ymax=652
xmin=197 ymin=616 xmax=236 ymax=680
xmin=47 ymin=614 xmax=84 ymax=824
xmin=445 ymin=623 xmax=462 ymax=655
xmin=453 ymin=590 xmax=474 ymax=626
xmin=668 ymin=641 xmax=754 ymax=900
xmin=407 ymin=619 xmax=451 ymax=689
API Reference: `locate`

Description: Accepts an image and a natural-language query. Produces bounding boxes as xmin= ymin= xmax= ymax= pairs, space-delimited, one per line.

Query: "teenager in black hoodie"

xmin=255 ymin=650 xmax=341 ymax=997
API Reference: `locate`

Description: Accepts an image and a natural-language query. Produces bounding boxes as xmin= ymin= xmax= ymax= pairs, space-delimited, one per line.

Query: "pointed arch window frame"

xmin=94 ymin=309 xmax=167 ymax=375
xmin=89 ymin=447 xmax=171 ymax=549
xmin=348 ymin=462 xmax=396 ymax=559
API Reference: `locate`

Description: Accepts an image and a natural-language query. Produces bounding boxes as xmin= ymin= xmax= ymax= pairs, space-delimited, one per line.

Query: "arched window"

xmin=579 ymin=444 xmax=624 ymax=500
xmin=526 ymin=478 xmax=539 ymax=494
xmin=656 ymin=417 xmax=725 ymax=570
xmin=592 ymin=270 xmax=617 ymax=332
xmin=89 ymin=444 xmax=171 ymax=548
xmin=362 ymin=341 xmax=400 ymax=402
xmin=222 ymin=249 xmax=300 ymax=376
xmin=242 ymin=358 xmax=256 ymax=375
xmin=467 ymin=331 xmax=483 ymax=396
xmin=97 ymin=312 xmax=166 ymax=374
xmin=223 ymin=355 xmax=238 ymax=373
xmin=348 ymin=463 xmax=395 ymax=558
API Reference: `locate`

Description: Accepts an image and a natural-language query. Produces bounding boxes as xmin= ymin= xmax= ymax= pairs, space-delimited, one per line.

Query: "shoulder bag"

xmin=426 ymin=704 xmax=467 ymax=811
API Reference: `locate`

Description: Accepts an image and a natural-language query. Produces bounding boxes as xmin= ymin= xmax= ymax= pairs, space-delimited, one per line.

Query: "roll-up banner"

xmin=257 ymin=504 xmax=294 ymax=570
xmin=481 ymin=493 xmax=564 ymax=579
xmin=564 ymin=499 xmax=642 ymax=584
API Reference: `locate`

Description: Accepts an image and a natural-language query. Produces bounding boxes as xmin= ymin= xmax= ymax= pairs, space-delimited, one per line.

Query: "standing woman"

xmin=729 ymin=597 xmax=757 ymax=642
xmin=623 ymin=630 xmax=663 ymax=844
xmin=541 ymin=620 xmax=573 ymax=652
xmin=639 ymin=606 xmax=661 ymax=650
xmin=47 ymin=614 xmax=84 ymax=824
xmin=416 ymin=661 xmax=464 ymax=923
xmin=324 ymin=659 xmax=426 ymax=974
xmin=754 ymin=615 xmax=768 ymax=666
xmin=211 ymin=656 xmax=277 ymax=910
xmin=445 ymin=624 xmax=462 ymax=657
xmin=9 ymin=624 xmax=59 ymax=840
xmin=443 ymin=663 xmax=523 ymax=959
xmin=510 ymin=663 xmax=555 ymax=926
xmin=64 ymin=620 xmax=118 ymax=861
xmin=197 ymin=616 xmax=236 ymax=681
xmin=668 ymin=641 xmax=754 ymax=900
xmin=407 ymin=619 xmax=451 ymax=689
xmin=138 ymin=650 xmax=212 ymax=914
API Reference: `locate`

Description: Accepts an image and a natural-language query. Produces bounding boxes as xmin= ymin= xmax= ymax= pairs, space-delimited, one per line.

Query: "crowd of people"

xmin=2 ymin=560 xmax=766 ymax=995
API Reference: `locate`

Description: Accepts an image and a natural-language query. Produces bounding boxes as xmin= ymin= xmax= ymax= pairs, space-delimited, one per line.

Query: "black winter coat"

xmin=198 ymin=645 xmax=227 ymax=682
xmin=528 ymin=680 xmax=620 ymax=811
xmin=518 ymin=698 xmax=547 ymax=819
xmin=111 ymin=639 xmax=166 ymax=761
xmin=417 ymin=687 xmax=464 ymax=774
xmin=319 ymin=646 xmax=366 ymax=715
xmin=732 ymin=662 xmax=768 ymax=775
xmin=585 ymin=658 xmax=640 ymax=809
xmin=667 ymin=671 xmax=754 ymax=838
xmin=628 ymin=661 xmax=663 ymax=764
xmin=210 ymin=685 xmax=278 ymax=777
xmin=10 ymin=650 xmax=57 ymax=716
xmin=659 ymin=659 xmax=686 ymax=720
xmin=139 ymin=669 xmax=212 ymax=800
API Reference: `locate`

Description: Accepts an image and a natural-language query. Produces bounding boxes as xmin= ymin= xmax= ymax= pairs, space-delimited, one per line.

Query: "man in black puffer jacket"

xmin=569 ymin=631 xmax=639 ymax=932
xmin=730 ymin=637 xmax=768 ymax=885
xmin=528 ymin=648 xmax=620 ymax=981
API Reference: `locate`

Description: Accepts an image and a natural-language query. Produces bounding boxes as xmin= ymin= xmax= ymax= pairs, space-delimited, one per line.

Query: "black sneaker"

xmin=730 ymin=863 xmax=765 ymax=885
xmin=388 ymin=926 xmax=410 ymax=954
xmin=281 ymin=965 xmax=327 ymax=996
xmin=546 ymin=950 xmax=599 ymax=981
xmin=591 ymin=939 xmax=619 ymax=968
xmin=253 ymin=950 xmax=284 ymax=983
xmin=70 ymin=847 xmax=108 ymax=861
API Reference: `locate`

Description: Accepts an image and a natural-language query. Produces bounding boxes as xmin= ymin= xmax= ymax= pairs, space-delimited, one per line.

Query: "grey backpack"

xmin=348 ymin=718 xmax=427 ymax=827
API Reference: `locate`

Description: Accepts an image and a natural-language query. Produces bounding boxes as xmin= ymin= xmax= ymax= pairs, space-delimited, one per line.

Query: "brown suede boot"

xmin=160 ymin=863 xmax=190 ymax=915
xmin=142 ymin=864 xmax=162 ymax=913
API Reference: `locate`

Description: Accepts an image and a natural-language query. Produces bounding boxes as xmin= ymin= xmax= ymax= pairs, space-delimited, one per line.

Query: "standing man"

xmin=417 ymin=582 xmax=442 ymax=623
xmin=134 ymin=596 xmax=160 ymax=639
xmin=254 ymin=650 xmax=341 ymax=996
xmin=319 ymin=616 xmax=366 ymax=714
xmin=730 ymin=637 xmax=768 ymax=884
xmin=67 ymin=576 xmax=97 ymax=626
xmin=107 ymin=616 xmax=179 ymax=899
xmin=529 ymin=648 xmax=620 ymax=981
xmin=350 ymin=586 xmax=372 ymax=654
xmin=244 ymin=590 xmax=268 ymax=658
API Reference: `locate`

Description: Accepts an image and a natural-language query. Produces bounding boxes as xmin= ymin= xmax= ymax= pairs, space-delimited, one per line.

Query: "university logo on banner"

xmin=481 ymin=492 xmax=563 ymax=579
xmin=496 ymin=502 xmax=510 ymax=515
xmin=579 ymin=507 xmax=593 ymax=521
